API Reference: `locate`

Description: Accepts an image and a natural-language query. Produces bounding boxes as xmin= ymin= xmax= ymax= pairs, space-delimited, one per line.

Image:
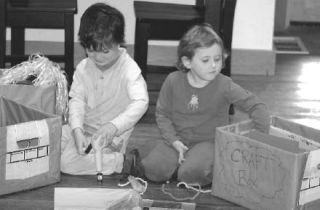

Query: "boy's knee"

xmin=60 ymin=155 xmax=72 ymax=174
xmin=61 ymin=124 xmax=73 ymax=153
xmin=60 ymin=145 xmax=83 ymax=174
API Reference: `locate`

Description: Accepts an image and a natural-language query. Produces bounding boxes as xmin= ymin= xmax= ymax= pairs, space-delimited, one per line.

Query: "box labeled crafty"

xmin=212 ymin=116 xmax=320 ymax=210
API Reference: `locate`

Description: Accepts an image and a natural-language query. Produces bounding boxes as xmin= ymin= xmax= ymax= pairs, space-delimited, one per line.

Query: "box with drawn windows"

xmin=212 ymin=116 xmax=320 ymax=210
xmin=0 ymin=96 xmax=61 ymax=195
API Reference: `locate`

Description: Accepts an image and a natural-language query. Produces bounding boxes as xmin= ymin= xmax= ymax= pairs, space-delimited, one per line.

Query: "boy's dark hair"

xmin=78 ymin=3 xmax=125 ymax=50
xmin=176 ymin=23 xmax=227 ymax=72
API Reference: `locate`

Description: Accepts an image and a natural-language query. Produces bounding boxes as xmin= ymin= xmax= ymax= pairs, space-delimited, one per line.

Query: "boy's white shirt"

xmin=68 ymin=48 xmax=148 ymax=138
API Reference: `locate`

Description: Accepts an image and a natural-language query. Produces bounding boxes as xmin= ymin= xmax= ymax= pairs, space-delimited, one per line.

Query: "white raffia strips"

xmin=0 ymin=53 xmax=68 ymax=117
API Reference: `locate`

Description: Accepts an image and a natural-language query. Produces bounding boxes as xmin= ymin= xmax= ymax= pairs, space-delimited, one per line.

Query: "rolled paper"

xmin=92 ymin=135 xmax=103 ymax=182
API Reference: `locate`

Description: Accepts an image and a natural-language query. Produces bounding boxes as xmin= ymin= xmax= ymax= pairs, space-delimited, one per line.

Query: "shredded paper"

xmin=0 ymin=54 xmax=68 ymax=117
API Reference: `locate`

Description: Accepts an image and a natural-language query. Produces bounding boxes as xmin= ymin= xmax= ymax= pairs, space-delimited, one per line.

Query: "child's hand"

xmin=73 ymin=128 xmax=89 ymax=155
xmin=93 ymin=122 xmax=118 ymax=147
xmin=172 ymin=140 xmax=189 ymax=164
xmin=91 ymin=135 xmax=105 ymax=151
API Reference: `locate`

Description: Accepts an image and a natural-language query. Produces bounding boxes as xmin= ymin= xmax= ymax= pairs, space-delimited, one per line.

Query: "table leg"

xmin=134 ymin=21 xmax=149 ymax=80
xmin=11 ymin=27 xmax=25 ymax=65
xmin=64 ymin=13 xmax=74 ymax=85
xmin=0 ymin=0 xmax=6 ymax=68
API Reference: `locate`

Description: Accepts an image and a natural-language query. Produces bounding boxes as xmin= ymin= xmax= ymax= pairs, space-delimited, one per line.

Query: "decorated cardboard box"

xmin=0 ymin=96 xmax=62 ymax=196
xmin=212 ymin=116 xmax=320 ymax=210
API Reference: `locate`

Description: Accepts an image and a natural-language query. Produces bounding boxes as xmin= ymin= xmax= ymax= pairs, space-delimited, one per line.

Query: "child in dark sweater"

xmin=140 ymin=23 xmax=270 ymax=186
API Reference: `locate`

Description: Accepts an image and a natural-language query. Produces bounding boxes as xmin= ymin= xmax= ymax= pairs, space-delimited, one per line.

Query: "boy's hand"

xmin=91 ymin=135 xmax=104 ymax=151
xmin=73 ymin=128 xmax=89 ymax=155
xmin=172 ymin=140 xmax=189 ymax=164
xmin=93 ymin=122 xmax=118 ymax=147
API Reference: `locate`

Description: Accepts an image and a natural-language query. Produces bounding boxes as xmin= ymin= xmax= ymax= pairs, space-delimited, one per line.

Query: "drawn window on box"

xmin=269 ymin=126 xmax=320 ymax=205
xmin=5 ymin=120 xmax=50 ymax=180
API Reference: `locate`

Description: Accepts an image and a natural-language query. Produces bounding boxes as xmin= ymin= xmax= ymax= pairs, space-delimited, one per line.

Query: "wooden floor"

xmin=0 ymin=174 xmax=248 ymax=210
xmin=2 ymin=55 xmax=320 ymax=210
xmin=2 ymin=26 xmax=320 ymax=209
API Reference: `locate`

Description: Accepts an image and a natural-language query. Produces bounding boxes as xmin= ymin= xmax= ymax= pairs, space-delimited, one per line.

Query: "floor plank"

xmin=0 ymin=174 xmax=247 ymax=210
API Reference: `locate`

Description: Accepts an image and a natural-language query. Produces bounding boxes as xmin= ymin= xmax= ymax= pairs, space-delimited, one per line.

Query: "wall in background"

xmin=4 ymin=0 xmax=278 ymax=75
xmin=274 ymin=0 xmax=320 ymax=32
xmin=289 ymin=0 xmax=320 ymax=22
xmin=6 ymin=0 xmax=319 ymax=47
xmin=232 ymin=0 xmax=275 ymax=50
xmin=6 ymin=0 xmax=275 ymax=51
xmin=274 ymin=0 xmax=290 ymax=32
xmin=231 ymin=0 xmax=276 ymax=75
xmin=5 ymin=0 xmax=194 ymax=45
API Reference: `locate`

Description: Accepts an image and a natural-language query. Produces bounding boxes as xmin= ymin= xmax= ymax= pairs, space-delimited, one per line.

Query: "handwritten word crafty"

xmin=230 ymin=148 xmax=275 ymax=171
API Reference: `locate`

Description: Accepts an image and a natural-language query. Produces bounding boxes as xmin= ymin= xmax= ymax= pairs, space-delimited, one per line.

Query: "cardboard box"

xmin=0 ymin=84 xmax=57 ymax=115
xmin=212 ymin=116 xmax=320 ymax=210
xmin=0 ymin=96 xmax=61 ymax=196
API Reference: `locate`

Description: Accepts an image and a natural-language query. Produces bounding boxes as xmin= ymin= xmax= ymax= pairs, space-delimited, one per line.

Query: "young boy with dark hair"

xmin=60 ymin=3 xmax=148 ymax=178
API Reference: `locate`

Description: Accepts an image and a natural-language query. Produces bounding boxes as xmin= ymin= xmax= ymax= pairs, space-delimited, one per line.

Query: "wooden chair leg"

xmin=0 ymin=0 xmax=5 ymax=68
xmin=11 ymin=27 xmax=25 ymax=65
xmin=220 ymin=0 xmax=237 ymax=77
xmin=134 ymin=20 xmax=149 ymax=79
xmin=0 ymin=31 xmax=5 ymax=68
xmin=204 ymin=0 xmax=222 ymax=33
xmin=221 ymin=0 xmax=237 ymax=50
xmin=64 ymin=13 xmax=74 ymax=85
xmin=222 ymin=56 xmax=231 ymax=77
xmin=0 ymin=42 xmax=4 ymax=68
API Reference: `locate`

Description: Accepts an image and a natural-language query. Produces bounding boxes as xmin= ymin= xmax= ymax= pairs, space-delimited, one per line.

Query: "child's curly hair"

xmin=176 ymin=23 xmax=228 ymax=72
xmin=78 ymin=3 xmax=125 ymax=51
